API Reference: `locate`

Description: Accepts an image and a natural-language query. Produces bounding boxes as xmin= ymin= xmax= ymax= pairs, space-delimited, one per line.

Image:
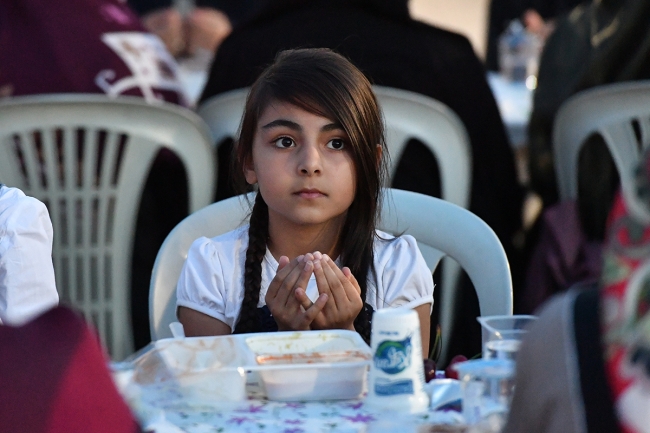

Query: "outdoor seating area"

xmin=3 ymin=1 xmax=650 ymax=432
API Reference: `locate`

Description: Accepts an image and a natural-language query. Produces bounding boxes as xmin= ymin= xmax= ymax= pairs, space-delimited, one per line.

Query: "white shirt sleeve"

xmin=0 ymin=186 xmax=59 ymax=326
xmin=374 ymin=234 xmax=434 ymax=312
xmin=176 ymin=236 xmax=231 ymax=327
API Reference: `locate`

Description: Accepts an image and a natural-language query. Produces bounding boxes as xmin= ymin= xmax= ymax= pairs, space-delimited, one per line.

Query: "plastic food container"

xmin=128 ymin=335 xmax=249 ymax=403
xmin=245 ymin=330 xmax=372 ymax=401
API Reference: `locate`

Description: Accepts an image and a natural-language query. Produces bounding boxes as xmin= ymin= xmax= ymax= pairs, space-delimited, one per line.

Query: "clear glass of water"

xmin=453 ymin=359 xmax=515 ymax=428
xmin=477 ymin=315 xmax=537 ymax=361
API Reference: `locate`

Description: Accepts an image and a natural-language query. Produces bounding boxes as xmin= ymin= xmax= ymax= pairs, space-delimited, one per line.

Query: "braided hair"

xmin=233 ymin=193 xmax=269 ymax=333
xmin=232 ymin=48 xmax=388 ymax=341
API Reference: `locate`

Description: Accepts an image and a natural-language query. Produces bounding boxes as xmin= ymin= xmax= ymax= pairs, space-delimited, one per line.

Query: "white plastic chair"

xmin=197 ymin=86 xmax=473 ymax=360
xmin=553 ymin=80 xmax=650 ymax=220
xmin=149 ymin=189 xmax=512 ymax=363
xmin=0 ymin=94 xmax=215 ymax=360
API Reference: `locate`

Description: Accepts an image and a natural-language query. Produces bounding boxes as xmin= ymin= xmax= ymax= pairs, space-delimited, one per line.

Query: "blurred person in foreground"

xmin=198 ymin=0 xmax=525 ymax=360
xmin=0 ymin=0 xmax=190 ymax=349
xmin=0 ymin=185 xmax=59 ymax=326
xmin=504 ymin=149 xmax=650 ymax=433
xmin=0 ymin=306 xmax=141 ymax=433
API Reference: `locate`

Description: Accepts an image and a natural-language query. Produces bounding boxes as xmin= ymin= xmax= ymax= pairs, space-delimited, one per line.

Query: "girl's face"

xmin=245 ymin=100 xmax=356 ymax=230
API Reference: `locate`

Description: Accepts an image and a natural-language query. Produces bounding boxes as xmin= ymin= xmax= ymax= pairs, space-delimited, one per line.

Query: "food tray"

xmin=122 ymin=329 xmax=372 ymax=403
xmin=121 ymin=335 xmax=249 ymax=403
xmin=244 ymin=330 xmax=372 ymax=401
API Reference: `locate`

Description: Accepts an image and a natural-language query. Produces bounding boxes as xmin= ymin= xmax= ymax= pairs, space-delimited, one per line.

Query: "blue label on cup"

xmin=373 ymin=336 xmax=412 ymax=374
xmin=374 ymin=378 xmax=414 ymax=396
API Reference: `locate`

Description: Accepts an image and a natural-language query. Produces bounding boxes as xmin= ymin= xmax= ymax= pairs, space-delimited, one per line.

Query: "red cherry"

xmin=445 ymin=355 xmax=468 ymax=379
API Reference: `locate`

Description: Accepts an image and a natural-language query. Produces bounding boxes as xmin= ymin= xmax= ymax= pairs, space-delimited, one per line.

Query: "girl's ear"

xmin=244 ymin=157 xmax=258 ymax=185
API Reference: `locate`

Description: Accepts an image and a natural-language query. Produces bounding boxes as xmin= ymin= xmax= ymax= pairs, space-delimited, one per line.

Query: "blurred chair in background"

xmin=0 ymin=0 xmax=198 ymax=350
xmin=0 ymin=185 xmax=59 ymax=326
xmin=521 ymin=81 xmax=650 ymax=313
xmin=198 ymin=0 xmax=524 ymax=360
xmin=527 ymin=0 xmax=650 ymax=210
xmin=0 ymin=95 xmax=214 ymax=360
xmin=521 ymin=0 xmax=650 ymax=313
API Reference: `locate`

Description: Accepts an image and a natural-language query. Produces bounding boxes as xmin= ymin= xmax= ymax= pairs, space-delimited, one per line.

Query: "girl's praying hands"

xmin=295 ymin=252 xmax=363 ymax=331
xmin=265 ymin=255 xmax=328 ymax=331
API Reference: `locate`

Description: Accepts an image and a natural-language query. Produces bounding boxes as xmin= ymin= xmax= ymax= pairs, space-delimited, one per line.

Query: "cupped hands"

xmin=265 ymin=255 xmax=328 ymax=331
xmin=266 ymin=252 xmax=363 ymax=332
xmin=295 ymin=252 xmax=364 ymax=331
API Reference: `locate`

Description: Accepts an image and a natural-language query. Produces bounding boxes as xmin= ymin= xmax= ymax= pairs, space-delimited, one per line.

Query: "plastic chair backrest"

xmin=553 ymin=81 xmax=650 ymax=214
xmin=149 ymin=189 xmax=512 ymax=344
xmin=0 ymin=94 xmax=215 ymax=360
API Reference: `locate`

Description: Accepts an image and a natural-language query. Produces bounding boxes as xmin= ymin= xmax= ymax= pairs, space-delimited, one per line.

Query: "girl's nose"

xmin=298 ymin=144 xmax=322 ymax=175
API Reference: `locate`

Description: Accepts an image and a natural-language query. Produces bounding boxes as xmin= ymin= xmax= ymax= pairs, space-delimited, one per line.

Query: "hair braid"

xmin=233 ymin=194 xmax=269 ymax=334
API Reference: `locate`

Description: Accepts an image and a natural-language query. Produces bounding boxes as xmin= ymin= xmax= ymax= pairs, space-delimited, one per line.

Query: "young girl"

xmin=176 ymin=48 xmax=434 ymax=353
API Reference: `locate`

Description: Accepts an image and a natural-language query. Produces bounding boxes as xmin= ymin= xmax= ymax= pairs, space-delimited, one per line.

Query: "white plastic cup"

xmin=365 ymin=308 xmax=429 ymax=413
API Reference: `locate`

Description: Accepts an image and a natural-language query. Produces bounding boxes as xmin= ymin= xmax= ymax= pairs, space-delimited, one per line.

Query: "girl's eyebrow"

xmin=260 ymin=119 xmax=344 ymax=132
xmin=261 ymin=119 xmax=301 ymax=131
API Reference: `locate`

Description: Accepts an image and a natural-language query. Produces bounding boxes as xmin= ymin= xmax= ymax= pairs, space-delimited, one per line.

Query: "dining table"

xmin=131 ymin=393 xmax=463 ymax=433
xmin=113 ymin=331 xmax=466 ymax=433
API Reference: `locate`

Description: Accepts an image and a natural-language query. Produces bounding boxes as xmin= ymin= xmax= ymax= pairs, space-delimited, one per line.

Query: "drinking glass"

xmin=477 ymin=315 xmax=537 ymax=361
xmin=453 ymin=359 xmax=515 ymax=430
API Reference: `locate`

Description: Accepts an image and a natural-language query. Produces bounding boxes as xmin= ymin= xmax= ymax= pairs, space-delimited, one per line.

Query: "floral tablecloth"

xmin=114 ymin=334 xmax=464 ymax=432
xmin=134 ymin=398 xmax=462 ymax=433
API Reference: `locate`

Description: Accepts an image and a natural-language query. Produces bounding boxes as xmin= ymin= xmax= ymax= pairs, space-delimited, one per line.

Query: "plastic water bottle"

xmin=498 ymin=19 xmax=542 ymax=83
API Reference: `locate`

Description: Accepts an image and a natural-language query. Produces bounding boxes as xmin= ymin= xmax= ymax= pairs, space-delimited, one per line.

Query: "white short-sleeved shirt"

xmin=176 ymin=225 xmax=434 ymax=331
xmin=0 ymin=185 xmax=59 ymax=326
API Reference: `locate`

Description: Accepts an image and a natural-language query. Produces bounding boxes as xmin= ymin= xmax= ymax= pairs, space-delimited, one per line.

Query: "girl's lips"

xmin=295 ymin=189 xmax=325 ymax=198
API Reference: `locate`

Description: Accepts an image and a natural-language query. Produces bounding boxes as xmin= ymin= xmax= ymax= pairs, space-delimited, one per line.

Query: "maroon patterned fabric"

xmin=0 ymin=307 xmax=141 ymax=433
xmin=0 ymin=0 xmax=185 ymax=105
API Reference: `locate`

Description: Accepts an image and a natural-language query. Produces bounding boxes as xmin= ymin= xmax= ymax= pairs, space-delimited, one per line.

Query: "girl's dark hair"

xmin=232 ymin=48 xmax=388 ymax=341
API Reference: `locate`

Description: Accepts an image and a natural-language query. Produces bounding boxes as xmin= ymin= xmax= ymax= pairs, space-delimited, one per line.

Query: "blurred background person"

xmin=126 ymin=0 xmax=267 ymax=57
xmin=0 ymin=185 xmax=59 ymax=326
xmin=0 ymin=0 xmax=190 ymax=349
xmin=0 ymin=0 xmax=187 ymax=104
xmin=485 ymin=0 xmax=583 ymax=72
xmin=521 ymin=0 xmax=650 ymax=313
xmin=198 ymin=0 xmax=525 ymax=360
xmin=528 ymin=0 xmax=650 ymax=211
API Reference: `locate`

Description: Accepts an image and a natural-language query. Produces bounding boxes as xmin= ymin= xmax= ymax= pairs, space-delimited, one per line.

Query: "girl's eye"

xmin=273 ymin=137 xmax=295 ymax=148
xmin=327 ymin=139 xmax=345 ymax=150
